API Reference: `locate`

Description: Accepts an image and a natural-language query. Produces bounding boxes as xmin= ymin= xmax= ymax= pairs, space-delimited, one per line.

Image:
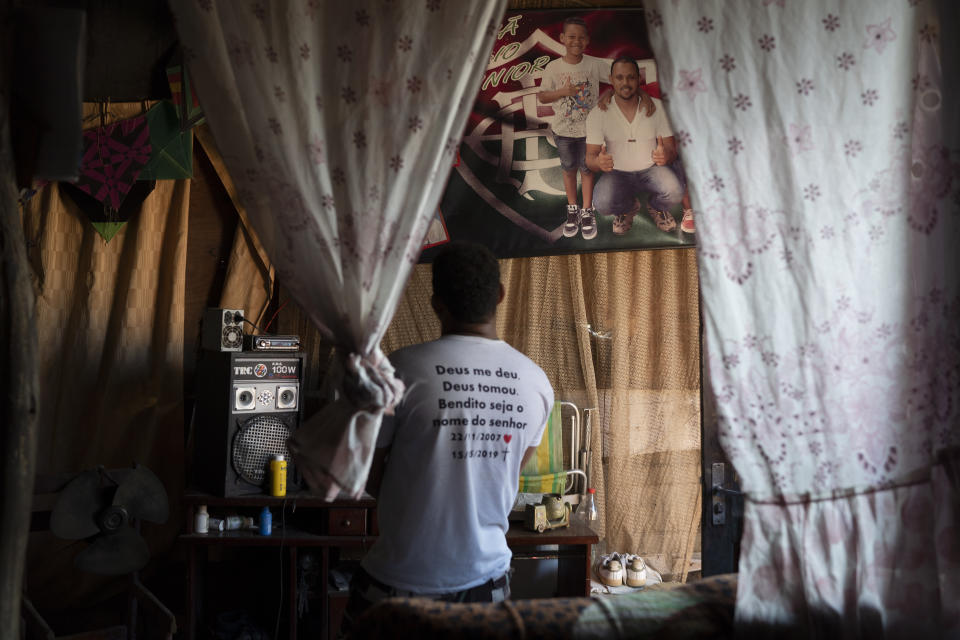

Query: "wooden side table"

xmin=181 ymin=490 xmax=377 ymax=640
xmin=180 ymin=491 xmax=598 ymax=639
xmin=507 ymin=518 xmax=599 ymax=597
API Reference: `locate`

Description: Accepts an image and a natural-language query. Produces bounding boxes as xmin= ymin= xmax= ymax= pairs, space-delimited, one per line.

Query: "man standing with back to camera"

xmin=341 ymin=243 xmax=554 ymax=636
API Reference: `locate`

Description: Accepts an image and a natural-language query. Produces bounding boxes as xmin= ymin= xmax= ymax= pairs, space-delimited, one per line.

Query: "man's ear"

xmin=497 ymin=282 xmax=505 ymax=304
xmin=431 ymin=294 xmax=443 ymax=315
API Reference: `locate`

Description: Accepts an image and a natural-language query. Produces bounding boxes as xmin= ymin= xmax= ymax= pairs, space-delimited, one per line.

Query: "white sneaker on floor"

xmin=597 ymin=552 xmax=625 ymax=587
xmin=624 ymin=555 xmax=647 ymax=587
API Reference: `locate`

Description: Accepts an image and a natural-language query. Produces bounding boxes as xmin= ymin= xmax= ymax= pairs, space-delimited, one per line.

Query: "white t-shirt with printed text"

xmin=361 ymin=335 xmax=554 ymax=594
xmin=585 ymin=96 xmax=673 ymax=172
xmin=540 ymin=55 xmax=610 ymax=138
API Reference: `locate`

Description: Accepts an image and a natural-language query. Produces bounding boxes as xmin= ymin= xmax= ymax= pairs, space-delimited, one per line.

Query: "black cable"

xmin=241 ymin=317 xmax=264 ymax=333
xmin=263 ymin=300 xmax=289 ymax=333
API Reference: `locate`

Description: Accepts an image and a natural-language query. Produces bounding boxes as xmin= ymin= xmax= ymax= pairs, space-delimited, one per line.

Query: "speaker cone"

xmin=235 ymin=386 xmax=256 ymax=411
xmin=232 ymin=415 xmax=292 ymax=485
xmin=276 ymin=386 xmax=298 ymax=409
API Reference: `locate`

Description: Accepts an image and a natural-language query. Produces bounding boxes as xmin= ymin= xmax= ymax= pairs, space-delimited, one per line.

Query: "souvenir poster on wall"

xmin=422 ymin=209 xmax=451 ymax=249
xmin=421 ymin=9 xmax=696 ymax=261
xmin=420 ymin=151 xmax=458 ymax=250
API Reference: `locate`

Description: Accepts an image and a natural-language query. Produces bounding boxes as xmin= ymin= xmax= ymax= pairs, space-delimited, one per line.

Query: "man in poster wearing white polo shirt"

xmin=585 ymin=56 xmax=688 ymax=235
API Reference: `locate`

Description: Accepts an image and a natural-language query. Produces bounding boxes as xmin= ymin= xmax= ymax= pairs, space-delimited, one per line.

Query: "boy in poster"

xmin=536 ymin=18 xmax=604 ymax=241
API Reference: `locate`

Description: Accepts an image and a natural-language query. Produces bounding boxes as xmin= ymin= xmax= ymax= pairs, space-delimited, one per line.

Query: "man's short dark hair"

xmin=611 ymin=56 xmax=640 ymax=76
xmin=432 ymin=243 xmax=500 ymax=323
xmin=561 ymin=16 xmax=587 ymax=34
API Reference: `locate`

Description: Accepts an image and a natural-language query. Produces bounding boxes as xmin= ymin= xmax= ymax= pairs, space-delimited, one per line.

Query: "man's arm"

xmin=651 ymin=135 xmax=678 ymax=166
xmin=586 ymin=143 xmax=602 ymax=172
xmin=586 ymin=143 xmax=614 ymax=173
xmin=365 ymin=447 xmax=390 ymax=499
xmin=585 ymin=108 xmax=612 ymax=172
xmin=662 ymin=136 xmax=678 ymax=164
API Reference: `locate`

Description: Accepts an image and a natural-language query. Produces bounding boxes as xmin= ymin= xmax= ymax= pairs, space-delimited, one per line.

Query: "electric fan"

xmin=49 ymin=464 xmax=169 ymax=576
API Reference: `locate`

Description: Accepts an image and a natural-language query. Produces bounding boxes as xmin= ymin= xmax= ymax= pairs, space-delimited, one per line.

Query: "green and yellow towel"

xmin=518 ymin=402 xmax=566 ymax=494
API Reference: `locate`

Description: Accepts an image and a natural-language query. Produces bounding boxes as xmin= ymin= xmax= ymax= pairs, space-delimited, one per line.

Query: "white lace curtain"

xmin=648 ymin=0 xmax=959 ymax=635
xmin=169 ymin=0 xmax=506 ymax=499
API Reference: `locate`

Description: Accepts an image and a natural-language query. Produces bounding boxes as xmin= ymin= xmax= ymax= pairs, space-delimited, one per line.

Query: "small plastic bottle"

xmin=582 ymin=488 xmax=599 ymax=521
xmin=225 ymin=515 xmax=253 ymax=530
xmin=259 ymin=506 xmax=272 ymax=536
xmin=195 ymin=505 xmax=209 ymax=534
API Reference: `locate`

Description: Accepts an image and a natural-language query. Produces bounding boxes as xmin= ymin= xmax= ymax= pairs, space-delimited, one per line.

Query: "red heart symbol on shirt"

xmin=504 ymin=435 xmax=512 ymax=443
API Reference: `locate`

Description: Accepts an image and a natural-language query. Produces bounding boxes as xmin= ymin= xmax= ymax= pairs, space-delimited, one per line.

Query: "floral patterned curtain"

xmin=169 ymin=0 xmax=506 ymax=498
xmin=648 ymin=0 xmax=959 ymax=634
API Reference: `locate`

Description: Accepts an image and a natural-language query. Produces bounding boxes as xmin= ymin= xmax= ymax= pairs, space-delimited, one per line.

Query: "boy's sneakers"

xmin=647 ymin=204 xmax=677 ymax=232
xmin=563 ymin=204 xmax=581 ymax=238
xmin=580 ymin=207 xmax=598 ymax=240
xmin=681 ymin=208 xmax=695 ymax=234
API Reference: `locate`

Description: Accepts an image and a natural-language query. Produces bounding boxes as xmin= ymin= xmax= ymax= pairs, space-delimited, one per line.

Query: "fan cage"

xmin=222 ymin=324 xmax=242 ymax=349
xmin=232 ymin=415 xmax=292 ymax=484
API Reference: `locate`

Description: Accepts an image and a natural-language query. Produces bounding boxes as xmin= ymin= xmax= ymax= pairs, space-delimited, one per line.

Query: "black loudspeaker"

xmin=193 ymin=351 xmax=305 ymax=496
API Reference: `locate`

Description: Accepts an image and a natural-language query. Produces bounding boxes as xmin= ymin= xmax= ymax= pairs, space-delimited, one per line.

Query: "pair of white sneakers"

xmin=563 ymin=204 xmax=598 ymax=240
xmin=596 ymin=552 xmax=648 ymax=588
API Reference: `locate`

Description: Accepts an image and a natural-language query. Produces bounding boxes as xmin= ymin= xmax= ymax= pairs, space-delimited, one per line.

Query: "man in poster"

xmin=586 ymin=57 xmax=691 ymax=236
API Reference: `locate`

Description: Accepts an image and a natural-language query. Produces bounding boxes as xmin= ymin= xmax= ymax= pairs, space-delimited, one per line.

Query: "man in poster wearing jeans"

xmin=341 ymin=243 xmax=554 ymax=637
xmin=586 ymin=56 xmax=691 ymax=235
